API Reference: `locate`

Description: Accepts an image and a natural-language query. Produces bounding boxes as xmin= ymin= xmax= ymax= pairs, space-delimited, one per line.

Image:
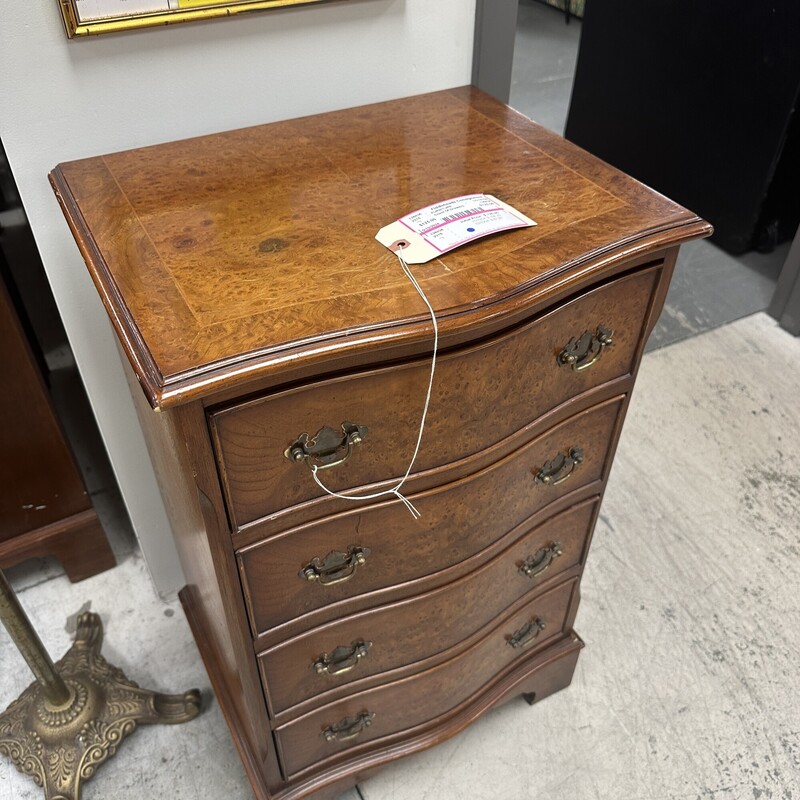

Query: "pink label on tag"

xmin=399 ymin=194 xmax=533 ymax=254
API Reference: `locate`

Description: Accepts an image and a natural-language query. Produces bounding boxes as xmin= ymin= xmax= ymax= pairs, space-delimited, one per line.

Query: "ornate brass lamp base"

xmin=0 ymin=611 xmax=201 ymax=800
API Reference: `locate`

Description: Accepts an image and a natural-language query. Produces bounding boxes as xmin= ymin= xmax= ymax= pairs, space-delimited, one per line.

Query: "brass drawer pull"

xmin=285 ymin=421 xmax=368 ymax=471
xmin=313 ymin=640 xmax=373 ymax=677
xmin=519 ymin=542 xmax=563 ymax=579
xmin=321 ymin=711 xmax=375 ymax=743
xmin=558 ymin=325 xmax=613 ymax=371
xmin=300 ymin=546 xmax=370 ymax=586
xmin=533 ymin=447 xmax=584 ymax=486
xmin=508 ymin=617 xmax=546 ymax=650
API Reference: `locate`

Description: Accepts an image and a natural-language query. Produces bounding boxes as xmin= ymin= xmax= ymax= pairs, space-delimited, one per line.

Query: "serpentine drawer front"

xmin=238 ymin=396 xmax=623 ymax=639
xmin=51 ymin=88 xmax=711 ymax=799
xmin=274 ymin=578 xmax=579 ymax=778
xmin=259 ymin=497 xmax=600 ymax=717
xmin=211 ymin=265 xmax=659 ymax=530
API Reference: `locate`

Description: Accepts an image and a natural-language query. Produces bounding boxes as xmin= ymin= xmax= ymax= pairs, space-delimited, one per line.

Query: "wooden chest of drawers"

xmin=50 ymin=87 xmax=711 ymax=799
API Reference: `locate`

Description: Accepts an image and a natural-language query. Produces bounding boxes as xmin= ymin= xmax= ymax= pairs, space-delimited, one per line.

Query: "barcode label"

xmin=398 ymin=194 xmax=534 ymax=255
xmin=441 ymin=208 xmax=484 ymax=222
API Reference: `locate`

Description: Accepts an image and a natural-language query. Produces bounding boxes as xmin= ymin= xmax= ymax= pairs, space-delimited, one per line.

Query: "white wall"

xmin=0 ymin=0 xmax=475 ymax=596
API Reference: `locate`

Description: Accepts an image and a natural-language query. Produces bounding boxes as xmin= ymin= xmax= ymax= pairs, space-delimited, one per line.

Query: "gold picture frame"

xmin=58 ymin=0 xmax=333 ymax=37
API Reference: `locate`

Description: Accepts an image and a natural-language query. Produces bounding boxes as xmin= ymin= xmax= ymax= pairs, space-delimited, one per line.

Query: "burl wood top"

xmin=51 ymin=87 xmax=710 ymax=409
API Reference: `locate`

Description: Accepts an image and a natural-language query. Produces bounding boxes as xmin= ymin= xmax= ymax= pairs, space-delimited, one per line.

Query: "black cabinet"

xmin=565 ymin=1 xmax=800 ymax=254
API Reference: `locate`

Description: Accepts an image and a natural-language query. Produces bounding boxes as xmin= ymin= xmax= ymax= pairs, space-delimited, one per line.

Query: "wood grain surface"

xmin=0 ymin=276 xmax=91 ymax=540
xmin=212 ymin=265 xmax=657 ymax=528
xmin=50 ymin=87 xmax=710 ymax=408
xmin=274 ymin=578 xmax=579 ymax=778
xmin=238 ymin=395 xmax=623 ymax=640
xmin=0 ymin=273 xmax=114 ymax=581
xmin=47 ymin=87 xmax=712 ymax=800
xmin=259 ymin=497 xmax=599 ymax=718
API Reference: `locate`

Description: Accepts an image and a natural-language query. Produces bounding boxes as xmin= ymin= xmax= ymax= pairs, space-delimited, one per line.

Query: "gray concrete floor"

xmin=2 ymin=5 xmax=798 ymax=797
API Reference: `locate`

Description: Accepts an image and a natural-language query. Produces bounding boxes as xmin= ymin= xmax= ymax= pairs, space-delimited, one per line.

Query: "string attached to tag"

xmin=310 ymin=246 xmax=438 ymax=520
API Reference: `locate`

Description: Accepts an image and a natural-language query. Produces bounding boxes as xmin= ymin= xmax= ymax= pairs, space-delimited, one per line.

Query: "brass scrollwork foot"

xmin=0 ymin=611 xmax=201 ymax=800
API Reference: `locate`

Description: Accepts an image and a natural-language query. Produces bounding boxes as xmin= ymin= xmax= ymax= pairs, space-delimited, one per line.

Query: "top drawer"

xmin=210 ymin=265 xmax=660 ymax=530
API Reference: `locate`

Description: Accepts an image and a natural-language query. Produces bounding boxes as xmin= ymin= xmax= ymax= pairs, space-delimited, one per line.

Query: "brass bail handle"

xmin=285 ymin=421 xmax=368 ymax=471
xmin=533 ymin=446 xmax=584 ymax=486
xmin=313 ymin=640 xmax=372 ymax=677
xmin=558 ymin=324 xmax=613 ymax=371
xmin=0 ymin=567 xmax=71 ymax=707
xmin=321 ymin=711 xmax=376 ymax=743
xmin=300 ymin=546 xmax=371 ymax=586
xmin=508 ymin=617 xmax=547 ymax=650
xmin=519 ymin=542 xmax=564 ymax=579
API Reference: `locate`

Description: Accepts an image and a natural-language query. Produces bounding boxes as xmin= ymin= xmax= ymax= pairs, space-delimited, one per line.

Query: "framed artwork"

xmin=58 ymin=0 xmax=332 ymax=37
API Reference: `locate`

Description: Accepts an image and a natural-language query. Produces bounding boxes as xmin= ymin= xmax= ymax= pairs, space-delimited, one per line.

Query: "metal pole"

xmin=0 ymin=567 xmax=71 ymax=706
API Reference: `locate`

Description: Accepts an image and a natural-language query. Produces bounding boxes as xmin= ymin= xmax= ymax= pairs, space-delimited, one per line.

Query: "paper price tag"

xmin=376 ymin=193 xmax=536 ymax=264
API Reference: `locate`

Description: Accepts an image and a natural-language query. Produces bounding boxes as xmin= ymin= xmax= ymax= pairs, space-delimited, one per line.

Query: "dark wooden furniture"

xmin=50 ymin=88 xmax=711 ymax=799
xmin=0 ymin=271 xmax=115 ymax=582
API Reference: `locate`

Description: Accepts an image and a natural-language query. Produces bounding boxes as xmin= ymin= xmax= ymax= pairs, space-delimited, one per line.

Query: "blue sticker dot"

xmin=466 ymin=227 xmax=476 ymax=232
